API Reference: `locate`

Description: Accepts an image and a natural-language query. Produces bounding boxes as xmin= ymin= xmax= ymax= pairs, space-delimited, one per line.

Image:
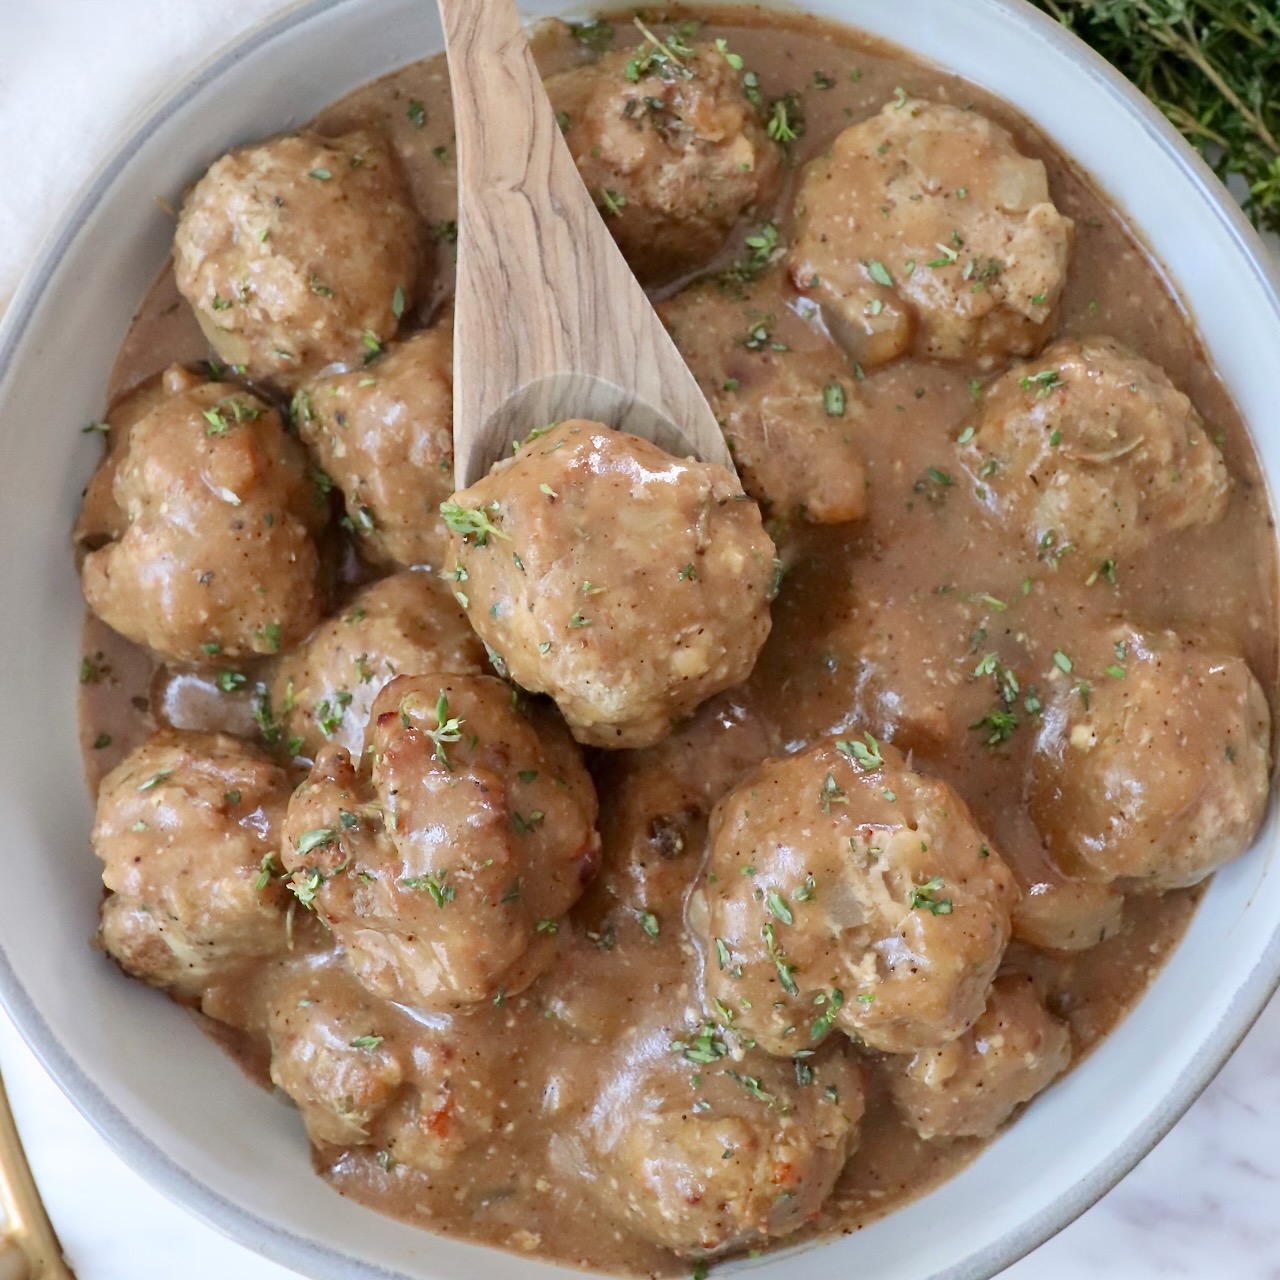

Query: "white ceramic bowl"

xmin=1 ymin=1 xmax=1278 ymax=1277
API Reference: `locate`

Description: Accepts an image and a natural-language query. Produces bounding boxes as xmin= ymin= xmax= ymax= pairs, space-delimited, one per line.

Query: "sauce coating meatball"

xmin=173 ymin=129 xmax=421 ymax=386
xmin=443 ymin=420 xmax=777 ymax=748
xmin=79 ymin=369 xmax=325 ymax=663
xmin=546 ymin=40 xmax=780 ymax=283
xmin=281 ymin=675 xmax=601 ymax=1009
xmin=883 ymin=973 xmax=1071 ymax=1140
xmin=961 ymin=336 xmax=1230 ymax=559
xmin=694 ymin=738 xmax=1016 ymax=1055
xmin=266 ymin=958 xmax=504 ymax=1170
xmin=580 ymin=1040 xmax=863 ymax=1256
xmin=789 ymin=98 xmax=1072 ymax=370
xmin=295 ymin=323 xmax=454 ymax=567
xmin=93 ymin=730 xmax=291 ymax=997
xmin=661 ymin=273 xmax=869 ymax=524
xmin=1029 ymin=626 xmax=1270 ymax=890
xmin=269 ymin=570 xmax=485 ymax=759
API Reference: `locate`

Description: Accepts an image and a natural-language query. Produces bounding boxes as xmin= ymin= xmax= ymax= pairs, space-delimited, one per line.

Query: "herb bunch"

xmin=1033 ymin=0 xmax=1280 ymax=236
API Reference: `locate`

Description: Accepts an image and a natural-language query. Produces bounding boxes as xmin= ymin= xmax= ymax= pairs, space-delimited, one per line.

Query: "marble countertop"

xmin=2 ymin=2 xmax=1278 ymax=1277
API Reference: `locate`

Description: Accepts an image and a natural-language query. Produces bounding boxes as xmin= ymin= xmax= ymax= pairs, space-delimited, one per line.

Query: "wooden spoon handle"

xmin=438 ymin=0 xmax=734 ymax=485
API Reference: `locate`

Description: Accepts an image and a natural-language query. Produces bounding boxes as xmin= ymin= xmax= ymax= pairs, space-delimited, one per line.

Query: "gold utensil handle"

xmin=0 ymin=1074 xmax=74 ymax=1279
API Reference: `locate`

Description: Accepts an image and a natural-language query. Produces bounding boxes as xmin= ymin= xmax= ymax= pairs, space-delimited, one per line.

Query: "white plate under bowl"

xmin=0 ymin=1 xmax=1278 ymax=1277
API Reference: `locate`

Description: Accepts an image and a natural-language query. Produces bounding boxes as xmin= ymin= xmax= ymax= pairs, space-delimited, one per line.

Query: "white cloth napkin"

xmin=1 ymin=3 xmax=1278 ymax=1278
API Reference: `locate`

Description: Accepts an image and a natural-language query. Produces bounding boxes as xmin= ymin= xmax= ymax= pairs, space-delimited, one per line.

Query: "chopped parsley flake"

xmin=819 ymin=771 xmax=847 ymax=813
xmin=909 ymin=876 xmax=953 ymax=915
xmin=296 ymin=827 xmax=337 ymax=856
xmin=810 ymin=987 xmax=844 ymax=1039
xmin=867 ymin=259 xmax=894 ymax=288
xmin=766 ymin=891 xmax=795 ymax=925
xmin=720 ymin=222 xmax=779 ymax=290
xmin=400 ymin=870 xmax=455 ymax=908
xmin=1020 ymin=369 xmax=1064 ymax=398
xmin=837 ymin=732 xmax=883 ymax=771
xmin=599 ymin=188 xmax=627 ymax=217
xmin=671 ymin=1023 xmax=728 ymax=1066
xmin=714 ymin=37 xmax=744 ymax=70
xmin=440 ymin=500 xmax=508 ymax=545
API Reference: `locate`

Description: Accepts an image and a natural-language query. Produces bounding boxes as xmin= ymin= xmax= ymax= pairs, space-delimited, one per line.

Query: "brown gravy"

xmin=77 ymin=7 xmax=1277 ymax=1276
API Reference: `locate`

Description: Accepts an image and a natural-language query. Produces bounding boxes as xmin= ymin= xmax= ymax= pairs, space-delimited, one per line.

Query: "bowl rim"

xmin=0 ymin=1 xmax=1278 ymax=1278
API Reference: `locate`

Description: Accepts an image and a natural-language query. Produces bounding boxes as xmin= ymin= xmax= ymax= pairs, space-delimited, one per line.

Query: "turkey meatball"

xmin=588 ymin=691 xmax=775 ymax=921
xmin=75 ymin=372 xmax=183 ymax=553
xmin=267 ymin=959 xmax=409 ymax=1149
xmin=962 ymin=336 xmax=1230 ymax=559
xmin=884 ymin=973 xmax=1071 ymax=1140
xmin=296 ymin=323 xmax=455 ymax=567
xmin=1012 ymin=873 xmax=1124 ymax=953
xmin=661 ymin=273 xmax=869 ymax=523
xmin=173 ymin=129 xmax=421 ymax=386
xmin=443 ymin=420 xmax=777 ymax=748
xmin=582 ymin=1040 xmax=863 ymax=1256
xmin=79 ymin=371 xmax=325 ymax=663
xmin=546 ymin=41 xmax=779 ymax=283
xmin=266 ymin=958 xmax=504 ymax=1168
xmin=538 ymin=693 xmax=774 ymax=1046
xmin=268 ymin=571 xmax=485 ymax=760
xmin=788 ymin=98 xmax=1072 ymax=370
xmin=281 ymin=675 xmax=601 ymax=1009
xmin=93 ymin=731 xmax=291 ymax=997
xmin=694 ymin=738 xmax=1016 ymax=1055
xmin=1029 ymin=626 xmax=1270 ymax=890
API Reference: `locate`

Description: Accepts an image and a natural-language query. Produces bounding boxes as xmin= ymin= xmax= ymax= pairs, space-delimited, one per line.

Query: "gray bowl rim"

xmin=0 ymin=1 xmax=1278 ymax=1278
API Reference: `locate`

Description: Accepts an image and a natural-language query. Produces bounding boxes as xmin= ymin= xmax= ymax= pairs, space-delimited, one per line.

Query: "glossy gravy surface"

xmin=78 ymin=7 xmax=1277 ymax=1276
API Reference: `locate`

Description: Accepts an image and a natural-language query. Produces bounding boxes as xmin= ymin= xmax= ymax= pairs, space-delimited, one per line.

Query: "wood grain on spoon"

xmin=437 ymin=0 xmax=735 ymax=488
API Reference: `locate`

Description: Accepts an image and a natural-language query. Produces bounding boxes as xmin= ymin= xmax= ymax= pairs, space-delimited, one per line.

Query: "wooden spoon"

xmin=437 ymin=0 xmax=734 ymax=488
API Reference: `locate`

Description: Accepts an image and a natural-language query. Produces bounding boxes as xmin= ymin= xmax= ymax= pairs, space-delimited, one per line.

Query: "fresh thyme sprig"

xmin=1035 ymin=0 xmax=1280 ymax=235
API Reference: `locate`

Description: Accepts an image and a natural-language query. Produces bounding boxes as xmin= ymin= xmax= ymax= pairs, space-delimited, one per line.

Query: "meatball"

xmin=75 ymin=373 xmax=180 ymax=553
xmin=589 ymin=691 xmax=775 ymax=920
xmin=581 ymin=1041 xmax=863 ymax=1256
xmin=1012 ymin=871 xmax=1124 ymax=953
xmin=764 ymin=591 xmax=995 ymax=755
xmin=296 ymin=323 xmax=455 ymax=567
xmin=93 ymin=730 xmax=291 ymax=996
xmin=962 ymin=336 xmax=1230 ymax=559
xmin=884 ymin=974 xmax=1071 ymax=1140
xmin=173 ymin=129 xmax=421 ymax=386
xmin=660 ymin=273 xmax=869 ymax=523
xmin=79 ymin=371 xmax=325 ymax=663
xmin=266 ymin=958 xmax=503 ymax=1168
xmin=443 ymin=420 xmax=777 ymax=748
xmin=545 ymin=40 xmax=780 ymax=283
xmin=539 ymin=694 xmax=775 ymax=1045
xmin=1029 ymin=626 xmax=1270 ymax=890
xmin=281 ymin=674 xmax=601 ymax=1009
xmin=788 ymin=98 xmax=1072 ymax=370
xmin=694 ymin=738 xmax=1017 ymax=1055
xmin=268 ymin=570 xmax=485 ymax=760
xmin=267 ymin=959 xmax=409 ymax=1149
